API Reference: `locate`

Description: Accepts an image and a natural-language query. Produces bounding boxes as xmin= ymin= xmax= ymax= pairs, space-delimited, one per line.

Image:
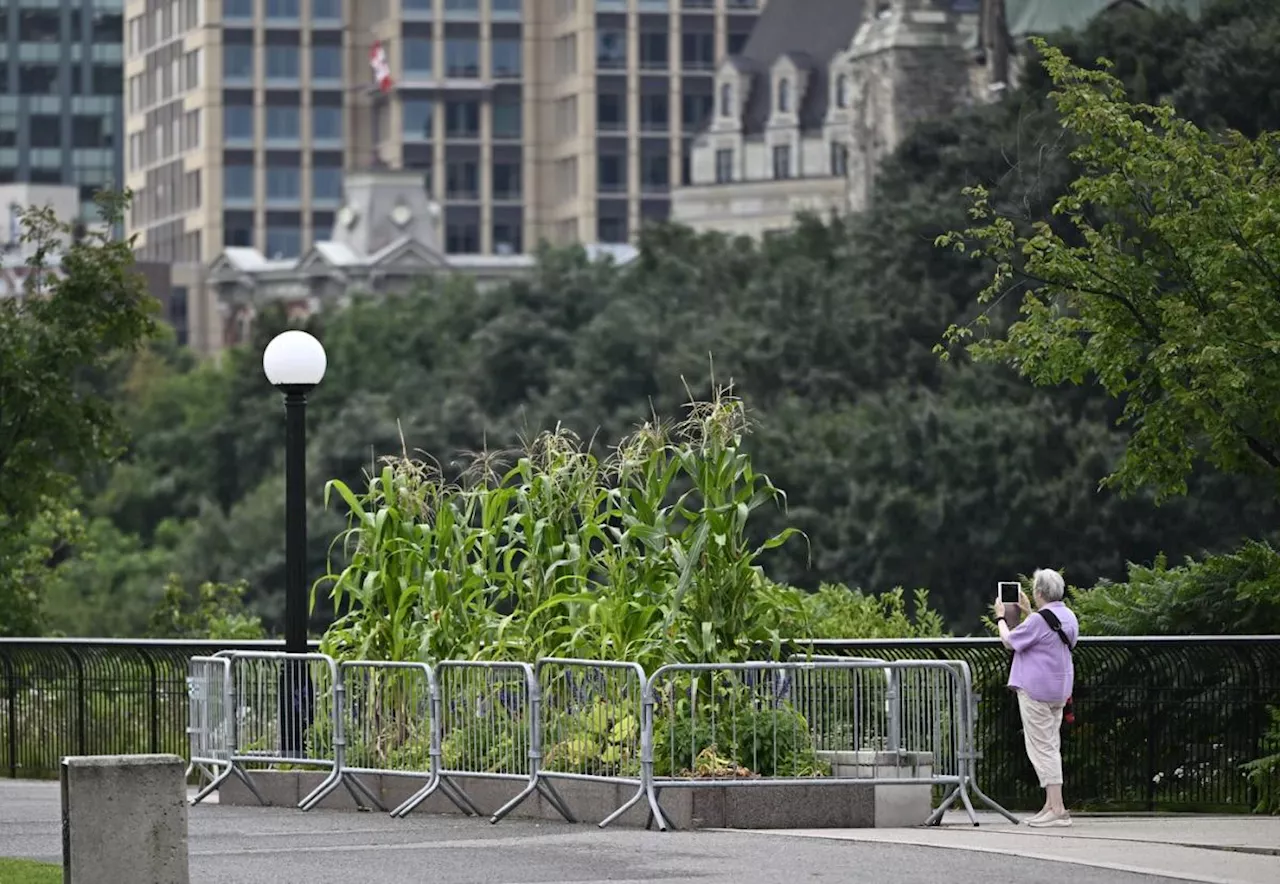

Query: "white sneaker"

xmin=1023 ymin=808 xmax=1052 ymax=825
xmin=1028 ymin=811 xmax=1072 ymax=828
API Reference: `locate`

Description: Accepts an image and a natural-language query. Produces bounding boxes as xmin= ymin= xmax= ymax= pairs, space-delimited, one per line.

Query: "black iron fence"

xmin=2 ymin=636 xmax=1277 ymax=813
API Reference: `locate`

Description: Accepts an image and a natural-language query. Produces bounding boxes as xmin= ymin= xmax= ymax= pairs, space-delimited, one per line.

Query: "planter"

xmin=218 ymin=769 xmax=935 ymax=828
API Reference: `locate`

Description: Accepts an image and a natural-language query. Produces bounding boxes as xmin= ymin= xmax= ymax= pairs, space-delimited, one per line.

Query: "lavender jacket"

xmin=1007 ymin=601 xmax=1079 ymax=704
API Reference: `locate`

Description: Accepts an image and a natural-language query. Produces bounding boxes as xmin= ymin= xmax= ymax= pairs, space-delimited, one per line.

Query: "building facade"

xmin=121 ymin=0 xmax=765 ymax=353
xmin=0 ymin=0 xmax=124 ymax=225
xmin=672 ymin=0 xmax=989 ymax=237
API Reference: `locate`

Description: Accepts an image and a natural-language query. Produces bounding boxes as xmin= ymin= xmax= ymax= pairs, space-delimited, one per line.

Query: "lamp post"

xmin=262 ymin=330 xmax=327 ymax=755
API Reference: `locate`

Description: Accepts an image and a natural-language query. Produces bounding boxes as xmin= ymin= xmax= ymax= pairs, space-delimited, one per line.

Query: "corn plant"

xmin=313 ymin=388 xmax=805 ymax=668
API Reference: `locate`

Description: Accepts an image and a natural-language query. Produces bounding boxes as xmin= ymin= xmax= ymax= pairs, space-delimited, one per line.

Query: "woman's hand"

xmin=1018 ymin=588 xmax=1032 ymax=617
xmin=993 ymin=597 xmax=1005 ymax=623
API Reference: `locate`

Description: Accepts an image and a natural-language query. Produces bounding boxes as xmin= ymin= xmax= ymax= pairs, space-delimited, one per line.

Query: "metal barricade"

xmin=301 ymin=661 xmax=441 ymax=813
xmin=217 ymin=651 xmax=342 ymax=811
xmin=644 ymin=659 xmax=1015 ymax=831
xmin=536 ymin=658 xmax=658 ymax=828
xmin=187 ymin=656 xmax=232 ymax=804
xmin=392 ymin=660 xmax=570 ymax=824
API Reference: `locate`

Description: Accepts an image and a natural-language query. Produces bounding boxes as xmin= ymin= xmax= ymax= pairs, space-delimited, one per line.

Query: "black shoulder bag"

xmin=1038 ymin=608 xmax=1076 ymax=726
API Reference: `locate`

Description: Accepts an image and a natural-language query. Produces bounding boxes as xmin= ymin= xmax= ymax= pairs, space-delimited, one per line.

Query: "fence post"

xmin=144 ymin=650 xmax=160 ymax=754
xmin=68 ymin=646 xmax=87 ymax=756
xmin=3 ymin=648 xmax=16 ymax=778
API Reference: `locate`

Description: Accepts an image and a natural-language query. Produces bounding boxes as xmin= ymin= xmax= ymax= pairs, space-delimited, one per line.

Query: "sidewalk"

xmin=747 ymin=812 xmax=1280 ymax=884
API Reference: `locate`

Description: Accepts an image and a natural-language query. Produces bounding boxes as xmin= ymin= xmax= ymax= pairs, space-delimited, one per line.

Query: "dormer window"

xmin=777 ymin=78 xmax=790 ymax=113
xmin=719 ymin=82 xmax=733 ymax=117
xmin=836 ymin=74 xmax=849 ymax=108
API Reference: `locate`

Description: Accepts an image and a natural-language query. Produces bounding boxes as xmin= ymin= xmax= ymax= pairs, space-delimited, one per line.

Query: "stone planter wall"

xmin=217 ymin=769 xmax=934 ymax=829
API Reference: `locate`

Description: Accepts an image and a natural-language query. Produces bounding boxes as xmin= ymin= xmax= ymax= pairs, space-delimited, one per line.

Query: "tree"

xmin=0 ymin=194 xmax=158 ymax=635
xmin=941 ymin=40 xmax=1280 ymax=500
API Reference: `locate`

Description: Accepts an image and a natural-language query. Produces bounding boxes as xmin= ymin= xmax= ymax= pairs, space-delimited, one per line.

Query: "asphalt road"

xmin=0 ymin=780 xmax=1190 ymax=884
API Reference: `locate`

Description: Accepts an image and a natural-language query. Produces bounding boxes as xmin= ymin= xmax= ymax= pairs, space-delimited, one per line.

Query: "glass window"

xmin=224 ymin=105 xmax=254 ymax=141
xmin=493 ymin=98 xmax=522 ymax=138
xmin=597 ymin=155 xmax=624 ymax=192
xmin=597 ymin=31 xmax=625 ymax=69
xmin=265 ymin=227 xmax=302 ymax=258
xmin=403 ymin=100 xmax=434 ymax=139
xmin=836 ymin=74 xmax=849 ymax=108
xmin=225 ymin=0 xmax=253 ymax=17
xmin=682 ymin=93 xmax=712 ymax=129
xmin=445 ymin=39 xmax=480 ymax=78
xmin=19 ymin=10 xmax=61 ymax=43
xmin=641 ymin=151 xmax=668 ymax=191
xmin=224 ymin=165 xmax=254 ymax=200
xmin=719 ymin=82 xmax=732 ymax=117
xmin=266 ymin=46 xmax=300 ymax=80
xmin=446 ymin=222 xmax=479 ymax=254
xmin=640 ymin=93 xmax=668 ymax=131
xmin=265 ymin=106 xmax=300 ymax=140
xmin=265 ymin=0 xmax=301 ymax=18
xmin=727 ymin=31 xmax=749 ymax=55
xmin=312 ymin=165 xmax=343 ymax=200
xmin=314 ymin=0 xmax=341 ymax=18
xmin=266 ymin=166 xmax=301 ymax=201
xmin=312 ymin=45 xmax=341 ymax=80
xmin=597 ymin=216 xmax=626 ymax=243
xmin=445 ymin=101 xmax=479 ymax=137
xmin=597 ymin=93 xmax=624 ymax=130
xmin=772 ymin=144 xmax=790 ymax=179
xmin=492 ymin=0 xmax=522 ymax=15
xmin=492 ymin=39 xmax=521 ymax=78
xmin=493 ymin=162 xmax=521 ymax=199
xmin=493 ymin=222 xmax=522 ymax=254
xmin=445 ymin=0 xmax=480 ymax=11
xmin=446 ymin=161 xmax=478 ymax=199
xmin=639 ymin=32 xmax=668 ymax=69
xmin=312 ymin=105 xmax=342 ymax=140
xmin=777 ymin=78 xmax=790 ymax=113
xmin=715 ymin=148 xmax=732 ymax=184
xmin=403 ymin=0 xmax=433 ymax=10
xmin=404 ymin=38 xmax=433 ymax=74
xmin=682 ymin=32 xmax=714 ymax=69
xmin=223 ymin=45 xmax=253 ymax=80
xmin=830 ymin=141 xmax=848 ymax=176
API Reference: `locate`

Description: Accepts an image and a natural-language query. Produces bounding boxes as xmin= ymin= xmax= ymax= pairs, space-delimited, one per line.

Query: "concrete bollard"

xmin=61 ymin=754 xmax=190 ymax=884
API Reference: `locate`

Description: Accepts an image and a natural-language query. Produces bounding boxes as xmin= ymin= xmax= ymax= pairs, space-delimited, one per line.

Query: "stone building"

xmin=672 ymin=0 xmax=1203 ymax=236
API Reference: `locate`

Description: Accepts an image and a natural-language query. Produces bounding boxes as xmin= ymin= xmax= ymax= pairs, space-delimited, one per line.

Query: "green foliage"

xmin=651 ymin=694 xmax=827 ymax=779
xmin=145 ymin=574 xmax=266 ymax=640
xmin=0 ymin=194 xmax=158 ymax=635
xmin=800 ymin=585 xmax=945 ymax=639
xmin=1243 ymin=706 xmax=1280 ymax=814
xmin=543 ymin=698 xmax=642 ymax=777
xmin=1073 ymin=540 xmax=1280 ymax=636
xmin=941 ymin=39 xmax=1280 ymax=501
xmin=316 ymin=389 xmax=804 ymax=669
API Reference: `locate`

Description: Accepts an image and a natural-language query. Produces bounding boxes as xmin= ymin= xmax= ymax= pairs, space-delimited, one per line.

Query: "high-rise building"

xmin=122 ymin=0 xmax=764 ymax=352
xmin=0 ymin=0 xmax=125 ymax=225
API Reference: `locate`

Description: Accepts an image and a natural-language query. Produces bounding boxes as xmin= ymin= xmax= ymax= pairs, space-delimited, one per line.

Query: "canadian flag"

xmin=370 ymin=40 xmax=392 ymax=93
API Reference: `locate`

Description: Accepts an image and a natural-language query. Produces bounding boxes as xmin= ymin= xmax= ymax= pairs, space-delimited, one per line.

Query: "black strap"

xmin=1038 ymin=609 xmax=1075 ymax=651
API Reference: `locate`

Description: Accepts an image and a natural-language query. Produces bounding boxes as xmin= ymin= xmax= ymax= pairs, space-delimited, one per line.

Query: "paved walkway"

xmin=2 ymin=780 xmax=1277 ymax=884
xmin=757 ymin=812 xmax=1280 ymax=884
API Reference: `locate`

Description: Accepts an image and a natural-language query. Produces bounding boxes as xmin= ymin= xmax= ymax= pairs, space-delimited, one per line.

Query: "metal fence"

xmin=3 ymin=637 xmax=1279 ymax=814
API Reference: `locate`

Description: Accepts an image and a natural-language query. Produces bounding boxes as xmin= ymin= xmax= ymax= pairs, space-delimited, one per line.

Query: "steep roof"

xmin=732 ymin=0 xmax=867 ymax=135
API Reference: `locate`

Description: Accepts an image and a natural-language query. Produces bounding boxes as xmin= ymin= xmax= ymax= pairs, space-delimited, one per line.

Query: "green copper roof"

xmin=1005 ymin=0 xmax=1206 ymax=36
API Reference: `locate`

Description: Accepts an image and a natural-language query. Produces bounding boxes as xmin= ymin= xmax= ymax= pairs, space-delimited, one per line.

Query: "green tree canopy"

xmin=942 ymin=40 xmax=1280 ymax=500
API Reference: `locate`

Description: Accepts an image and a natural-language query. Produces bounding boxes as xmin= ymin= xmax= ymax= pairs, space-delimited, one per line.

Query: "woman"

xmin=995 ymin=567 xmax=1079 ymax=828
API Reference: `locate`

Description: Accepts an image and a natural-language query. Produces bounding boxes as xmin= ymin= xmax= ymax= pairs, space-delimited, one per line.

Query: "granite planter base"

xmin=218 ymin=769 xmax=934 ymax=829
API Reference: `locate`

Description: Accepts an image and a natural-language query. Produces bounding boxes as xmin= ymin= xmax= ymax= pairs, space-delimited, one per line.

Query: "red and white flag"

xmin=370 ymin=40 xmax=393 ymax=93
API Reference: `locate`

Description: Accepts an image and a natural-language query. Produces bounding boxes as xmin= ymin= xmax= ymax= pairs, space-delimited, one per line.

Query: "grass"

xmin=0 ymin=858 xmax=60 ymax=883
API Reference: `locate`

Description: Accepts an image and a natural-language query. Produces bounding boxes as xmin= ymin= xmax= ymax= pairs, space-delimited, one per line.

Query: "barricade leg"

xmin=189 ymin=764 xmax=233 ymax=806
xmin=390 ymin=774 xmax=480 ymax=818
xmin=298 ymin=766 xmax=346 ymax=812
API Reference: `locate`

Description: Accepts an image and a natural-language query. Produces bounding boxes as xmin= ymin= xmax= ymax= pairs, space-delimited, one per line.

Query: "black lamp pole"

xmin=279 ymin=383 xmax=315 ymax=756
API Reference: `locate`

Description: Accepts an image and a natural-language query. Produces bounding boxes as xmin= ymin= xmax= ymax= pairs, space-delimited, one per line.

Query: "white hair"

xmin=1033 ymin=568 xmax=1066 ymax=603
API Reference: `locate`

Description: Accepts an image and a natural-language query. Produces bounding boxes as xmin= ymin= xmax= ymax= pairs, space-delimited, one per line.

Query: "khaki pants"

xmin=1017 ymin=689 xmax=1064 ymax=787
